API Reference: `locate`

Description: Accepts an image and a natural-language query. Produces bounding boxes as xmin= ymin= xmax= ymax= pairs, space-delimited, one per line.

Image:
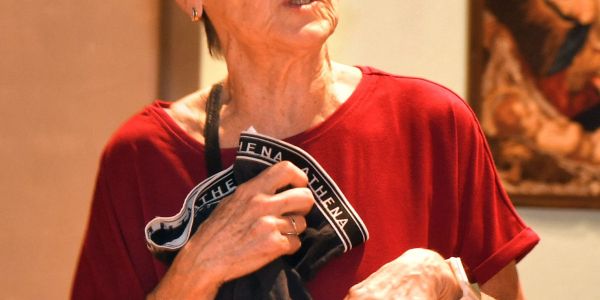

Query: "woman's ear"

xmin=174 ymin=0 xmax=203 ymax=21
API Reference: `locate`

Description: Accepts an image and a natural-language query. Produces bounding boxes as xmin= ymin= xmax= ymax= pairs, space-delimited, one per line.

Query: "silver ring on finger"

xmin=283 ymin=215 xmax=299 ymax=236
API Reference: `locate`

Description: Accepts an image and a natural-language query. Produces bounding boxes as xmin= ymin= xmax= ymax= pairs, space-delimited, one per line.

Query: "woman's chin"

xmin=276 ymin=35 xmax=331 ymax=54
xmin=281 ymin=21 xmax=335 ymax=49
xmin=279 ymin=2 xmax=338 ymax=43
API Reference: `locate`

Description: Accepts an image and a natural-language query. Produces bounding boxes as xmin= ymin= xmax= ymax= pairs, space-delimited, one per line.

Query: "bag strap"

xmin=203 ymin=83 xmax=224 ymax=176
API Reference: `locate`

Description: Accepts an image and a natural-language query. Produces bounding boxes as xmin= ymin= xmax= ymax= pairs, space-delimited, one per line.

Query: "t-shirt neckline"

xmin=149 ymin=66 xmax=377 ymax=153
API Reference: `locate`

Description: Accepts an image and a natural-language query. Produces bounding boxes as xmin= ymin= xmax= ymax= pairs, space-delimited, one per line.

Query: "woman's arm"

xmin=480 ymin=261 xmax=524 ymax=300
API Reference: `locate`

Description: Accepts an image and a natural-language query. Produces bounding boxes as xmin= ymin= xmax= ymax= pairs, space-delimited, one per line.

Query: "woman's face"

xmin=204 ymin=0 xmax=339 ymax=54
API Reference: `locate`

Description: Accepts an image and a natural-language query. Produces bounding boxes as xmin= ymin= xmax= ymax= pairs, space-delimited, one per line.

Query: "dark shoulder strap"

xmin=204 ymin=83 xmax=224 ymax=176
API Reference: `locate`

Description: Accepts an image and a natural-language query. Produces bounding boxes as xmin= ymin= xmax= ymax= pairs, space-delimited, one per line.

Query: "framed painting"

xmin=468 ymin=0 xmax=600 ymax=208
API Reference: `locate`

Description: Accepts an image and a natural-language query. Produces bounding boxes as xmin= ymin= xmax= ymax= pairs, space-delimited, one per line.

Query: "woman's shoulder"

xmin=359 ymin=66 xmax=475 ymax=121
xmin=361 ymin=66 xmax=462 ymax=100
xmin=101 ymin=101 xmax=173 ymax=159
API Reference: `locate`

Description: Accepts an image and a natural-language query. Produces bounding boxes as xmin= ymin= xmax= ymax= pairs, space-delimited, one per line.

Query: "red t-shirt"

xmin=72 ymin=66 xmax=539 ymax=299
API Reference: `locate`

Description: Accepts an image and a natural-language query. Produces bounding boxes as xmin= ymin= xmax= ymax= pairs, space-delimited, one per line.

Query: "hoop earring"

xmin=191 ymin=7 xmax=201 ymax=22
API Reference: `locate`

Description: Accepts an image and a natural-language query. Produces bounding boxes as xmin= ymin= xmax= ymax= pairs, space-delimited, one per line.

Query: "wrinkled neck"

xmin=219 ymin=44 xmax=338 ymax=138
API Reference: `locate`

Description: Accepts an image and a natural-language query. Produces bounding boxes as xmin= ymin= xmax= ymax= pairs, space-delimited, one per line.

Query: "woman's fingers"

xmin=278 ymin=215 xmax=308 ymax=254
xmin=278 ymin=215 xmax=308 ymax=236
xmin=246 ymin=161 xmax=309 ymax=194
xmin=281 ymin=232 xmax=302 ymax=255
xmin=258 ymin=215 xmax=304 ymax=255
xmin=270 ymin=187 xmax=314 ymax=216
xmin=233 ymin=161 xmax=314 ymax=217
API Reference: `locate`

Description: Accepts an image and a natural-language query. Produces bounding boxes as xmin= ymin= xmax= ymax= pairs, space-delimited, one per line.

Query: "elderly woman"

xmin=72 ymin=0 xmax=539 ymax=299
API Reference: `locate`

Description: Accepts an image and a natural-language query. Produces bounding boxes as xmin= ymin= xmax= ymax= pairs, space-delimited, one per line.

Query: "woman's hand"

xmin=344 ymin=248 xmax=463 ymax=300
xmin=148 ymin=161 xmax=314 ymax=300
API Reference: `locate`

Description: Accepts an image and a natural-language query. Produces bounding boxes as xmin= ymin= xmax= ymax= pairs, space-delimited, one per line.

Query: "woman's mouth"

xmin=290 ymin=0 xmax=314 ymax=5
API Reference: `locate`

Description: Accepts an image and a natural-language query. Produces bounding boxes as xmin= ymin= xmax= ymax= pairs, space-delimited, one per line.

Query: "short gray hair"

xmin=202 ymin=14 xmax=222 ymax=57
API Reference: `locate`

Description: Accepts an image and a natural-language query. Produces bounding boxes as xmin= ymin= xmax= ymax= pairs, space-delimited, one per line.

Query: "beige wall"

xmin=0 ymin=1 xmax=160 ymax=299
xmin=517 ymin=208 xmax=600 ymax=299
xmin=200 ymin=1 xmax=600 ymax=299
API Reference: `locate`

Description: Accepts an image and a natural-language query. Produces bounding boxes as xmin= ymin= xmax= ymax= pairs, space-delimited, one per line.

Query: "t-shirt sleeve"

xmin=451 ymin=98 xmax=539 ymax=284
xmin=71 ymin=163 xmax=146 ymax=299
xmin=71 ymin=140 xmax=161 ymax=299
